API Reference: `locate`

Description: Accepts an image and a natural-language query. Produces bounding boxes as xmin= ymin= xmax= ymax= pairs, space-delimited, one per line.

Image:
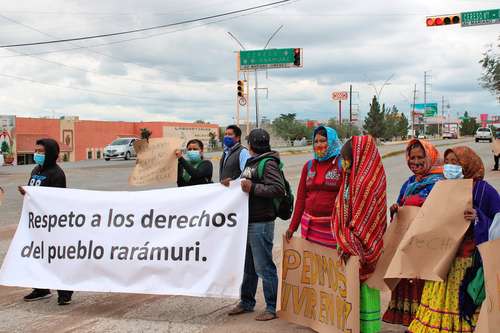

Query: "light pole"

xmin=228 ymin=25 xmax=284 ymax=129
xmin=367 ymin=73 xmax=394 ymax=102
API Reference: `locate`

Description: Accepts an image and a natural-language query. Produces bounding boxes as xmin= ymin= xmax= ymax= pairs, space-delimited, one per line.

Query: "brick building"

xmin=0 ymin=115 xmax=219 ymax=165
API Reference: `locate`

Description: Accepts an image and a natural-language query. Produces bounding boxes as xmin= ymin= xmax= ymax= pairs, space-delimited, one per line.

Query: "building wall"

xmin=12 ymin=117 xmax=220 ymax=163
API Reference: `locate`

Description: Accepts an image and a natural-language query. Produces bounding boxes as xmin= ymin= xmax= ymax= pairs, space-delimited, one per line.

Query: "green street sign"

xmin=239 ymin=48 xmax=302 ymax=71
xmin=461 ymin=9 xmax=500 ymax=27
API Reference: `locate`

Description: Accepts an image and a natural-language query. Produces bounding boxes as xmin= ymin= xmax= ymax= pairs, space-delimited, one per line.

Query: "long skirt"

xmin=407 ymin=256 xmax=477 ymax=333
xmin=300 ymin=212 xmax=336 ymax=248
xmin=361 ymin=283 xmax=381 ymax=333
xmin=382 ymin=278 xmax=425 ymax=326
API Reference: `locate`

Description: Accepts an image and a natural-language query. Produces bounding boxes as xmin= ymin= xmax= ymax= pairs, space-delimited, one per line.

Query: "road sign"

xmin=461 ymin=9 xmax=500 ymax=27
xmin=239 ymin=48 xmax=302 ymax=71
xmin=332 ymin=91 xmax=348 ymax=100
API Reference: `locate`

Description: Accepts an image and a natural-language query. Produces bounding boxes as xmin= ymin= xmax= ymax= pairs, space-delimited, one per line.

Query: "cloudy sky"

xmin=0 ymin=0 xmax=498 ymax=126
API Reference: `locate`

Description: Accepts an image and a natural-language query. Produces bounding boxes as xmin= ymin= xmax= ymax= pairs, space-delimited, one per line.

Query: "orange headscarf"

xmin=406 ymin=139 xmax=443 ymax=176
xmin=444 ymin=146 xmax=485 ymax=181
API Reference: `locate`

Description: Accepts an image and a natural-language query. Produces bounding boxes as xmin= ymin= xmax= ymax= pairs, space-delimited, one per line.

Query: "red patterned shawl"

xmin=332 ymin=135 xmax=387 ymax=280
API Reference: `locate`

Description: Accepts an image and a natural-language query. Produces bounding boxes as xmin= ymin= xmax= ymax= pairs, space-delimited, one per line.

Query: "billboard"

xmin=411 ymin=103 xmax=438 ymax=117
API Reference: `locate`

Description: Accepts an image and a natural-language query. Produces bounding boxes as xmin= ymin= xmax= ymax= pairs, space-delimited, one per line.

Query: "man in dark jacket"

xmin=219 ymin=125 xmax=250 ymax=181
xmin=227 ymin=128 xmax=285 ymax=321
xmin=18 ymin=138 xmax=74 ymax=305
xmin=493 ymin=127 xmax=500 ymax=171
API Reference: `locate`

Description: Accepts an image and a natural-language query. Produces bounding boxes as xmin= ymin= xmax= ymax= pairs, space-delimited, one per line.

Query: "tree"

xmin=208 ymin=132 xmax=217 ymax=150
xmin=396 ymin=113 xmax=410 ymax=139
xmin=326 ymin=119 xmax=361 ymax=139
xmin=382 ymin=105 xmax=400 ymax=140
xmin=1 ymin=141 xmax=10 ymax=154
xmin=140 ymin=128 xmax=152 ymax=141
xmin=194 ymin=120 xmax=208 ymax=124
xmin=272 ymin=113 xmax=309 ymax=142
xmin=363 ymin=96 xmax=385 ymax=138
xmin=460 ymin=111 xmax=480 ymax=136
xmin=479 ymin=35 xmax=500 ymax=98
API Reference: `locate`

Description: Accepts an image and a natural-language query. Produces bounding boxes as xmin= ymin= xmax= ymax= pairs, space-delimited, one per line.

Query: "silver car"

xmin=104 ymin=137 xmax=138 ymax=161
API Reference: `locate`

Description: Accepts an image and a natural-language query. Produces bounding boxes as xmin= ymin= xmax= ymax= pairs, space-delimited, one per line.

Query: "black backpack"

xmin=256 ymin=157 xmax=294 ymax=220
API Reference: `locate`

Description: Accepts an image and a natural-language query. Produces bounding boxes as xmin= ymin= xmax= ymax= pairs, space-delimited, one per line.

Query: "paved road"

xmin=0 ymin=138 xmax=498 ymax=332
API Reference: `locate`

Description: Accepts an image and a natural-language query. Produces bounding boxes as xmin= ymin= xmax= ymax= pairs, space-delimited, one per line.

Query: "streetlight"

xmin=366 ymin=73 xmax=395 ymax=102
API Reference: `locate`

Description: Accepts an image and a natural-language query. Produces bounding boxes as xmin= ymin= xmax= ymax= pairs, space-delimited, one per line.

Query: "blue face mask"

xmin=223 ymin=136 xmax=236 ymax=148
xmin=186 ymin=150 xmax=201 ymax=162
xmin=34 ymin=153 xmax=45 ymax=166
xmin=444 ymin=164 xmax=464 ymax=179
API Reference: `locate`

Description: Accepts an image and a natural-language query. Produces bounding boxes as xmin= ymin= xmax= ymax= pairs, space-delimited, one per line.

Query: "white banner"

xmin=0 ymin=181 xmax=248 ymax=298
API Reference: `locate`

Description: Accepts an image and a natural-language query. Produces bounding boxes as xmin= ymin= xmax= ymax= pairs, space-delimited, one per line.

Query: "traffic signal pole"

xmin=255 ymin=69 xmax=259 ymax=128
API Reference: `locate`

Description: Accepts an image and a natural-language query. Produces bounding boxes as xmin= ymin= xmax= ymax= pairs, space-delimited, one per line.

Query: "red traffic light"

xmin=293 ymin=48 xmax=301 ymax=67
xmin=237 ymin=80 xmax=245 ymax=97
xmin=426 ymin=14 xmax=461 ymax=27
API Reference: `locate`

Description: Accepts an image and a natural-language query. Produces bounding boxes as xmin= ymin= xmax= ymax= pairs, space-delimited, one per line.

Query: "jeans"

xmin=239 ymin=221 xmax=278 ymax=314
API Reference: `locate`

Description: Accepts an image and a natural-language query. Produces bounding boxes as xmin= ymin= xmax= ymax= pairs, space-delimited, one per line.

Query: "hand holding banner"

xmin=492 ymin=139 xmax=500 ymax=156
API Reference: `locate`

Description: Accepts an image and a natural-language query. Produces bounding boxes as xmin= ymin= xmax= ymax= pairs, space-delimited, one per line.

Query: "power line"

xmin=0 ymin=0 xmax=293 ymax=48
xmin=0 ymin=1 xmax=295 ymax=59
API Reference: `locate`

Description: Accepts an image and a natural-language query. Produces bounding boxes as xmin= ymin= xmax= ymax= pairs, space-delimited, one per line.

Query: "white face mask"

xmin=443 ymin=164 xmax=464 ymax=179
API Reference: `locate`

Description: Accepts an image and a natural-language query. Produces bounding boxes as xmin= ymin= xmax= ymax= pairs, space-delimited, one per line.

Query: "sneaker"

xmin=255 ymin=311 xmax=277 ymax=321
xmin=57 ymin=294 xmax=72 ymax=306
xmin=23 ymin=290 xmax=52 ymax=302
xmin=227 ymin=304 xmax=253 ymax=316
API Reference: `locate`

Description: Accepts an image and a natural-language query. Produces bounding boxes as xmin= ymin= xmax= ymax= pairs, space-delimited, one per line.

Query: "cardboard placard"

xmin=385 ymin=180 xmax=472 ymax=282
xmin=365 ymin=206 xmax=420 ymax=291
xmin=278 ymin=236 xmax=360 ymax=333
xmin=129 ymin=137 xmax=182 ymax=186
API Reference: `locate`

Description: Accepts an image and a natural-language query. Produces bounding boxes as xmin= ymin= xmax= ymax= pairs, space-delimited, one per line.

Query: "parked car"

xmin=104 ymin=137 xmax=138 ymax=161
xmin=417 ymin=134 xmax=427 ymax=139
xmin=442 ymin=131 xmax=458 ymax=139
xmin=475 ymin=127 xmax=493 ymax=143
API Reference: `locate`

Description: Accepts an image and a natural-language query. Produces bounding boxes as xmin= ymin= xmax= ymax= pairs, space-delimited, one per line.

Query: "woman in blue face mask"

xmin=175 ymin=139 xmax=213 ymax=187
xmin=408 ymin=146 xmax=500 ymax=333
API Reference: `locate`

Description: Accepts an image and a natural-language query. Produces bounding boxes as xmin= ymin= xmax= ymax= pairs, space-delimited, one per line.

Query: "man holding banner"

xmin=227 ymin=128 xmax=285 ymax=321
xmin=17 ymin=138 xmax=74 ymax=306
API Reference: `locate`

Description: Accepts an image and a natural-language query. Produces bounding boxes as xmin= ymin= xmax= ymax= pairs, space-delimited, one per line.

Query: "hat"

xmin=248 ymin=128 xmax=270 ymax=150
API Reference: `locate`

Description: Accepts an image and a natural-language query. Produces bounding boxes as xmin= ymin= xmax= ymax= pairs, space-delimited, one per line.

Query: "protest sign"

xmin=475 ymin=239 xmax=500 ymax=333
xmin=278 ymin=236 xmax=360 ymax=333
xmin=385 ymin=179 xmax=472 ymax=282
xmin=366 ymin=206 xmax=420 ymax=291
xmin=129 ymin=137 xmax=182 ymax=186
xmin=0 ymin=181 xmax=248 ymax=298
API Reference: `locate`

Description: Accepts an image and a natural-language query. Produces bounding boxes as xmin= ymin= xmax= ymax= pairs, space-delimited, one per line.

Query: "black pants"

xmin=495 ymin=155 xmax=499 ymax=170
xmin=34 ymin=288 xmax=73 ymax=298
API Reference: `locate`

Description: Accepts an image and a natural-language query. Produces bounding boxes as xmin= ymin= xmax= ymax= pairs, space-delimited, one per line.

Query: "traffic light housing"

xmin=426 ymin=14 xmax=461 ymax=27
xmin=237 ymin=80 xmax=245 ymax=97
xmin=294 ymin=48 xmax=301 ymax=67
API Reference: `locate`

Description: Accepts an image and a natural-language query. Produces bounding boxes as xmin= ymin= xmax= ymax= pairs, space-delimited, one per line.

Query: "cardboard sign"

xmin=129 ymin=137 xmax=182 ymax=186
xmin=385 ymin=180 xmax=472 ymax=282
xmin=492 ymin=139 xmax=500 ymax=156
xmin=278 ymin=236 xmax=360 ymax=333
xmin=476 ymin=239 xmax=500 ymax=333
xmin=366 ymin=206 xmax=421 ymax=291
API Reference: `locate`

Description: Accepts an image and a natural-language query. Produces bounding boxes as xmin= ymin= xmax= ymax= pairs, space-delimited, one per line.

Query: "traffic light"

xmin=237 ymin=80 xmax=245 ymax=97
xmin=293 ymin=48 xmax=301 ymax=67
xmin=426 ymin=14 xmax=461 ymax=27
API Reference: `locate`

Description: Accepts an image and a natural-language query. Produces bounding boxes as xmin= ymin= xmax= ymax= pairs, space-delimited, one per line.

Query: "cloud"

xmin=0 ymin=0 xmax=497 ymax=126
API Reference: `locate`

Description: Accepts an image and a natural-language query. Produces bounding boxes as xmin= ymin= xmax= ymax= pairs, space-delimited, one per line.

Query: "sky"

xmin=0 ymin=0 xmax=498 ymax=126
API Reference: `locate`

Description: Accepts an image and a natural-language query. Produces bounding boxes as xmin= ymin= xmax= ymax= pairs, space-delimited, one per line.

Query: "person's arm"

xmin=239 ymin=148 xmax=251 ymax=172
xmin=177 ymin=159 xmax=184 ymax=187
xmin=251 ymin=160 xmax=286 ymax=198
xmin=179 ymin=158 xmax=212 ymax=180
xmin=288 ymin=163 xmax=308 ymax=233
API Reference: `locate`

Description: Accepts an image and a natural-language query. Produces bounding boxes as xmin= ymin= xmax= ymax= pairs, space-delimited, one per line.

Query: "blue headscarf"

xmin=313 ymin=126 xmax=341 ymax=161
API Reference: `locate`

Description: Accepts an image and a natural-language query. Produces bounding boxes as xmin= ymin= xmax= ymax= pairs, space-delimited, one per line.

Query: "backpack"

xmin=257 ymin=157 xmax=294 ymax=221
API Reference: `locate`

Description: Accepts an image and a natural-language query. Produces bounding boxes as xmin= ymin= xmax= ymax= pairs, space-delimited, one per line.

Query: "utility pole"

xmin=255 ymin=70 xmax=259 ymax=128
xmin=412 ymin=83 xmax=417 ymax=138
xmin=423 ymin=71 xmax=432 ymax=136
xmin=441 ymin=96 xmax=445 ymax=137
xmin=349 ymin=84 xmax=353 ymax=137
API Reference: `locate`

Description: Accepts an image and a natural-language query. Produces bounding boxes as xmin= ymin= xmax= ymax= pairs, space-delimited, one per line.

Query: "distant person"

xmin=332 ymin=136 xmax=387 ymax=333
xmin=225 ymin=128 xmax=285 ymax=321
xmin=175 ymin=139 xmax=213 ymax=187
xmin=492 ymin=127 xmax=500 ymax=171
xmin=219 ymin=125 xmax=250 ymax=182
xmin=286 ymin=126 xmax=343 ymax=248
xmin=17 ymin=138 xmax=73 ymax=305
